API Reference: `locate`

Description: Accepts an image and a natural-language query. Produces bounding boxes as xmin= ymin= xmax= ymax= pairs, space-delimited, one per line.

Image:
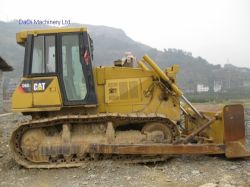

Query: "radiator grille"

xmin=105 ymin=79 xmax=140 ymax=103
xmin=119 ymin=82 xmax=129 ymax=100
xmin=129 ymin=81 xmax=139 ymax=99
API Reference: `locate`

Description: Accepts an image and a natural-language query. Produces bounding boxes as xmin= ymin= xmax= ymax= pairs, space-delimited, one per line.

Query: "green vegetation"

xmin=186 ymin=87 xmax=250 ymax=103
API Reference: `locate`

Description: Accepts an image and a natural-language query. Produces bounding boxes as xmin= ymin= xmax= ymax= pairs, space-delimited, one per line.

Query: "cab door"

xmin=30 ymin=34 xmax=62 ymax=107
xmin=58 ymin=32 xmax=97 ymax=106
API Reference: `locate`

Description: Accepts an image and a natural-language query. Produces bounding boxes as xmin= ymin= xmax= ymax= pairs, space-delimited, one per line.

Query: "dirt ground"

xmin=0 ymin=110 xmax=249 ymax=187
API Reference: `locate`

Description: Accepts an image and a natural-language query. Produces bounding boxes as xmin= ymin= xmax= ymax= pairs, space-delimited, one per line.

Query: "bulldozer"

xmin=10 ymin=27 xmax=250 ymax=168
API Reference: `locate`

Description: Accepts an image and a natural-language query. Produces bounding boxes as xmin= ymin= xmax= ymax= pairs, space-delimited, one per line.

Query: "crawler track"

xmin=10 ymin=113 xmax=179 ymax=168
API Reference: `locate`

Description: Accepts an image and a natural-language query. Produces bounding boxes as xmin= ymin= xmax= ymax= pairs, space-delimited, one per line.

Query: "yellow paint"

xmin=143 ymin=55 xmax=183 ymax=96
xmin=185 ymin=110 xmax=224 ymax=144
xmin=33 ymin=77 xmax=62 ymax=106
xmin=12 ymin=76 xmax=62 ymax=112
xmin=12 ymin=79 xmax=33 ymax=109
xmin=13 ymin=107 xmax=62 ymax=112
xmin=137 ymin=60 xmax=149 ymax=71
xmin=206 ymin=112 xmax=224 ymax=144
xmin=12 ymin=62 xmax=181 ymax=121
xmin=16 ymin=27 xmax=87 ymax=45
xmin=94 ymin=66 xmax=180 ymax=121
xmin=11 ymin=27 xmax=237 ymax=148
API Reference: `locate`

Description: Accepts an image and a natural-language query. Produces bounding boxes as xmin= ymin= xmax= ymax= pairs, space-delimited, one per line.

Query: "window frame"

xmin=29 ymin=34 xmax=58 ymax=77
xmin=60 ymin=33 xmax=87 ymax=102
xmin=58 ymin=32 xmax=97 ymax=105
xmin=23 ymin=32 xmax=97 ymax=106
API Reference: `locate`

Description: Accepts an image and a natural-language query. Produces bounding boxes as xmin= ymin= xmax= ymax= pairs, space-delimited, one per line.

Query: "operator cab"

xmin=12 ymin=28 xmax=97 ymax=112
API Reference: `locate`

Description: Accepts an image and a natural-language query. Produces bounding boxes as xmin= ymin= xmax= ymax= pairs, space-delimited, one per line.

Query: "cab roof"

xmin=16 ymin=27 xmax=87 ymax=45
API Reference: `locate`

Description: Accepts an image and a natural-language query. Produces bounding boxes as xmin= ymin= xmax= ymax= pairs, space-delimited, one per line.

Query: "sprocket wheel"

xmin=142 ymin=122 xmax=173 ymax=143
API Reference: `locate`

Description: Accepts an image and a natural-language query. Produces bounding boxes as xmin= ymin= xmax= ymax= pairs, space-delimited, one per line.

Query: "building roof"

xmin=16 ymin=27 xmax=87 ymax=45
xmin=0 ymin=56 xmax=13 ymax=72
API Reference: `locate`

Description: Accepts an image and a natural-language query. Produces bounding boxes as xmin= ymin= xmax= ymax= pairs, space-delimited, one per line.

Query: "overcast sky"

xmin=0 ymin=0 xmax=249 ymax=68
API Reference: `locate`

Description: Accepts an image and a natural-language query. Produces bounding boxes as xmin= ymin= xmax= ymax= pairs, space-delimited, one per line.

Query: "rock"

xmin=192 ymin=170 xmax=201 ymax=175
xmin=230 ymin=180 xmax=236 ymax=185
xmin=82 ymin=181 xmax=88 ymax=185
xmin=229 ymin=166 xmax=237 ymax=170
xmin=156 ymin=166 xmax=164 ymax=171
xmin=221 ymin=184 xmax=235 ymax=187
xmin=182 ymin=177 xmax=188 ymax=181
xmin=218 ymin=175 xmax=236 ymax=187
xmin=1 ymin=182 xmax=7 ymax=186
xmin=101 ymin=176 xmax=106 ymax=180
xmin=198 ymin=183 xmax=217 ymax=187
xmin=218 ymin=181 xmax=235 ymax=187
xmin=81 ymin=165 xmax=87 ymax=169
xmin=219 ymin=175 xmax=232 ymax=183
xmin=126 ymin=176 xmax=131 ymax=180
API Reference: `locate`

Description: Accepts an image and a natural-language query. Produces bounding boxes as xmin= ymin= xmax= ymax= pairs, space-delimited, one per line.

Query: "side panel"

xmin=12 ymin=76 xmax=62 ymax=111
xmin=12 ymin=79 xmax=33 ymax=109
xmin=94 ymin=67 xmax=181 ymax=121
xmin=33 ymin=77 xmax=62 ymax=106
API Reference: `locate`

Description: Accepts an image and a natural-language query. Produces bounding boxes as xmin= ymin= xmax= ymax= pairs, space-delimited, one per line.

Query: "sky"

xmin=0 ymin=0 xmax=249 ymax=68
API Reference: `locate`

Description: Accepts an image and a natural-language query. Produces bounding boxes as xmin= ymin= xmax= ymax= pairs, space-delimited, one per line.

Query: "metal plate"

xmin=89 ymin=144 xmax=225 ymax=155
xmin=223 ymin=104 xmax=245 ymax=142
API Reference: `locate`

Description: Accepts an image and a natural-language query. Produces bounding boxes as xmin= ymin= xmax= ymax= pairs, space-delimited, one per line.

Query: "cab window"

xmin=61 ymin=34 xmax=87 ymax=101
xmin=31 ymin=35 xmax=55 ymax=74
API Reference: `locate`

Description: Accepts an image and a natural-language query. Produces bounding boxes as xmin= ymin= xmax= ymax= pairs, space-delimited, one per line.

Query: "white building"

xmin=213 ymin=80 xmax=222 ymax=92
xmin=243 ymin=80 xmax=250 ymax=87
xmin=197 ymin=84 xmax=209 ymax=93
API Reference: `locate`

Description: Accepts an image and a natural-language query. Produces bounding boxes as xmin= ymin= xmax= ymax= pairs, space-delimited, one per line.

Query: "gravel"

xmin=0 ymin=110 xmax=249 ymax=187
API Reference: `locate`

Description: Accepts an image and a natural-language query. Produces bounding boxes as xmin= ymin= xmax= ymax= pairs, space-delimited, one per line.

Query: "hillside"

xmin=1 ymin=21 xmax=250 ymax=96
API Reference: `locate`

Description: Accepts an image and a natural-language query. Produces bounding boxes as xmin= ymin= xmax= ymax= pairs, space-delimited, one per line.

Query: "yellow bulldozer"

xmin=10 ymin=27 xmax=249 ymax=168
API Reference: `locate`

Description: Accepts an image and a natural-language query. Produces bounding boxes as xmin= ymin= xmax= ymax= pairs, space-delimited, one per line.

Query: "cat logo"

xmin=18 ymin=79 xmax=52 ymax=93
xmin=33 ymin=82 xmax=46 ymax=91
